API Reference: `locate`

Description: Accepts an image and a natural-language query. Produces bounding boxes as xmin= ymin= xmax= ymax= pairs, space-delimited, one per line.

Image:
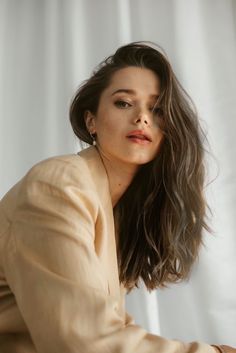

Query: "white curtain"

xmin=0 ymin=0 xmax=235 ymax=347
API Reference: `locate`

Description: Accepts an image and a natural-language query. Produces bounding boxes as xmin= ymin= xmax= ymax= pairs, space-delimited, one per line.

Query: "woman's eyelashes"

xmin=114 ymin=100 xmax=163 ymax=116
xmin=114 ymin=100 xmax=131 ymax=108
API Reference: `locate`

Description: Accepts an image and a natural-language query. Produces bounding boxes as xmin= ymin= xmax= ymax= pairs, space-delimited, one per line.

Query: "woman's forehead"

xmin=105 ymin=67 xmax=160 ymax=96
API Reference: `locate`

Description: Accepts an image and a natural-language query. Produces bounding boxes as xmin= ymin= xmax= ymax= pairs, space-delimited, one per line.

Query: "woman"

xmin=0 ymin=41 xmax=234 ymax=353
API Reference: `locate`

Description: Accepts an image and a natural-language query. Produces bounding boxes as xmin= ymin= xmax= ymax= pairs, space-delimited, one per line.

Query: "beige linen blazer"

xmin=0 ymin=146 xmax=215 ymax=353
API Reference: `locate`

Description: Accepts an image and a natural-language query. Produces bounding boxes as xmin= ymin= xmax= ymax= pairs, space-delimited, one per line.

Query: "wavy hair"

xmin=69 ymin=41 xmax=213 ymax=292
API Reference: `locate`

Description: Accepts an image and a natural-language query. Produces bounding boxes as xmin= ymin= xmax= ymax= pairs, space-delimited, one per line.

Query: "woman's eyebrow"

xmin=111 ymin=88 xmax=159 ymax=99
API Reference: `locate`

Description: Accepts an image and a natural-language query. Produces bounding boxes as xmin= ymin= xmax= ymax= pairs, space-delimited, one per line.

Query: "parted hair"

xmin=69 ymin=41 xmax=213 ymax=292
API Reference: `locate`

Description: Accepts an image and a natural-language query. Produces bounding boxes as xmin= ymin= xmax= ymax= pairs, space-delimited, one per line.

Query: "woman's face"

xmin=85 ymin=66 xmax=164 ymax=168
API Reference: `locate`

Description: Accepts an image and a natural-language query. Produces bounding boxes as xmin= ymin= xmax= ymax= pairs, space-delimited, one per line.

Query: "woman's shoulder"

xmin=0 ymin=148 xmax=96 ymax=207
xmin=24 ymin=146 xmax=99 ymax=188
xmin=26 ymin=153 xmax=84 ymax=175
xmin=1 ymin=146 xmax=109 ymax=215
xmin=0 ymin=147 xmax=102 ymax=230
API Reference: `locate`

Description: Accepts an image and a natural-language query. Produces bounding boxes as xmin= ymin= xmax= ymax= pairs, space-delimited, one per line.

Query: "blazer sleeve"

xmin=3 ymin=159 xmax=216 ymax=353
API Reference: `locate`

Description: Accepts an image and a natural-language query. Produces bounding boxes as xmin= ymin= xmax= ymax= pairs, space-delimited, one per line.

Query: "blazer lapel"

xmin=77 ymin=147 xmax=120 ymax=298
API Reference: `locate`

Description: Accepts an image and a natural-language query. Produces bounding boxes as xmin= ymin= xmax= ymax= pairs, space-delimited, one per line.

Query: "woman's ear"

xmin=84 ymin=110 xmax=96 ymax=134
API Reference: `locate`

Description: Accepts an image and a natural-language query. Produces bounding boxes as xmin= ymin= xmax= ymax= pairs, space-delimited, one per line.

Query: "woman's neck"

xmin=98 ymin=150 xmax=139 ymax=207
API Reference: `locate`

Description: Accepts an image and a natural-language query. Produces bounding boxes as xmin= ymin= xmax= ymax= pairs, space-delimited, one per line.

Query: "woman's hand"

xmin=221 ymin=346 xmax=236 ymax=353
xmin=212 ymin=345 xmax=236 ymax=353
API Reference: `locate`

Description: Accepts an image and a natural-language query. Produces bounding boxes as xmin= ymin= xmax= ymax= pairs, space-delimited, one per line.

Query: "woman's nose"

xmin=135 ymin=117 xmax=148 ymax=125
xmin=134 ymin=109 xmax=150 ymax=125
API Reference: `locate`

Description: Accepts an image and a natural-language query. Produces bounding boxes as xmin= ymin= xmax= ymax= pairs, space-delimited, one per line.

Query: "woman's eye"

xmin=151 ymin=106 xmax=163 ymax=116
xmin=114 ymin=100 xmax=131 ymax=108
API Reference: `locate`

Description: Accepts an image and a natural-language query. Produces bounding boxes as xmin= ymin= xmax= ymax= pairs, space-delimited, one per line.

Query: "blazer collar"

xmin=77 ymin=146 xmax=120 ymax=298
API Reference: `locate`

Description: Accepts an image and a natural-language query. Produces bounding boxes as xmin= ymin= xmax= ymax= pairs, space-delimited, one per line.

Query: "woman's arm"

xmin=2 ymin=159 xmax=218 ymax=353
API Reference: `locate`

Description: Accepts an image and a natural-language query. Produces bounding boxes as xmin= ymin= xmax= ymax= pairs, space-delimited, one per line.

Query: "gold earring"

xmin=90 ymin=132 xmax=96 ymax=146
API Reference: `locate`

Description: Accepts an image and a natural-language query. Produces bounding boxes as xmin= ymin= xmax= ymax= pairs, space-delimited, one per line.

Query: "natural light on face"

xmin=88 ymin=66 xmax=164 ymax=170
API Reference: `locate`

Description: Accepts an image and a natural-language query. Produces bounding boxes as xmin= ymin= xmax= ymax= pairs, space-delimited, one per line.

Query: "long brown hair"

xmin=69 ymin=41 xmax=213 ymax=292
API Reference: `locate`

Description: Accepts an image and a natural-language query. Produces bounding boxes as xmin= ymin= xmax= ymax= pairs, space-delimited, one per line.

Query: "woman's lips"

xmin=127 ymin=136 xmax=151 ymax=145
xmin=126 ymin=130 xmax=152 ymax=143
